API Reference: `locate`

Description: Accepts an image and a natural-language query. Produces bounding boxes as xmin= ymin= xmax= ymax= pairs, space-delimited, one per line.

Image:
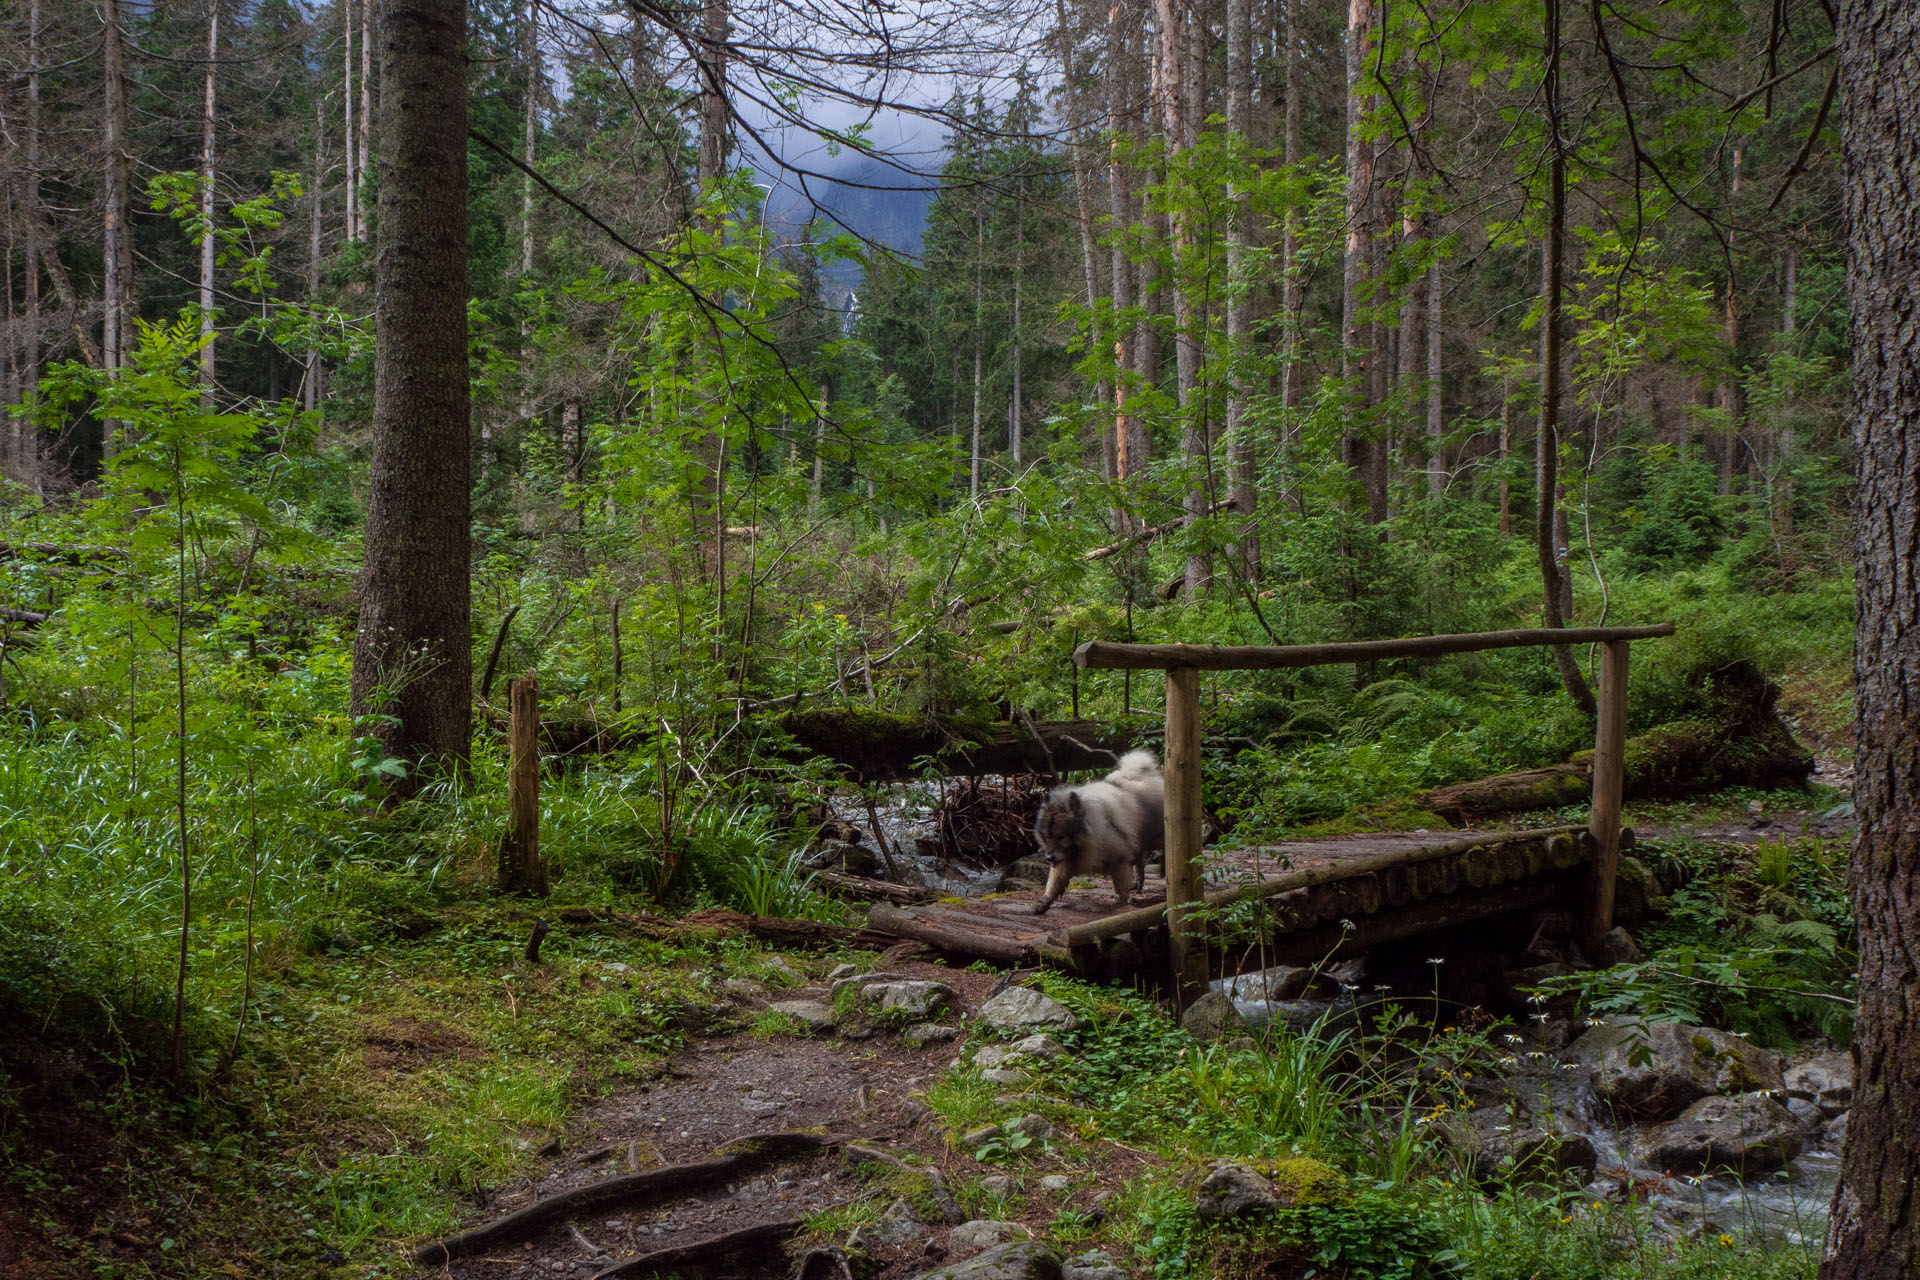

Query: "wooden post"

xmin=1164 ymin=664 xmax=1207 ymax=1009
xmin=500 ymin=676 xmax=548 ymax=895
xmin=1583 ymin=640 xmax=1629 ymax=953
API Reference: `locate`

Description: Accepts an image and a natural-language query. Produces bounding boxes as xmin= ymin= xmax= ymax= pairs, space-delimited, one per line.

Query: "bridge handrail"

xmin=1081 ymin=622 xmax=1677 ymax=1009
xmin=1074 ymin=624 xmax=1676 ymax=671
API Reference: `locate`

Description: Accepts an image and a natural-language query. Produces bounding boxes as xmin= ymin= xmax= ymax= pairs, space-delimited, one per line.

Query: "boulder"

xmin=1219 ymin=965 xmax=1313 ymax=1004
xmin=862 ymin=980 xmax=956 ymax=1021
xmin=1179 ymin=991 xmax=1248 ymax=1041
xmin=1822 ymin=1111 xmax=1849 ymax=1149
xmin=978 ymin=1174 xmax=1015 ymax=1198
xmin=1038 ymin=1174 xmax=1071 ymax=1193
xmin=1007 ymin=1114 xmax=1055 ymax=1141
xmin=1014 ymin=1033 xmax=1070 ymax=1058
xmin=1266 ymin=1157 xmax=1350 ymax=1207
xmin=950 ymin=1221 xmax=1030 ymax=1253
xmin=1591 ymin=927 xmax=1641 ymax=967
xmin=1442 ymin=1107 xmax=1596 ymax=1184
xmin=903 ymin=1023 xmax=961 ymax=1048
xmin=981 ymin=1067 xmax=1029 ymax=1086
xmin=998 ymin=856 xmax=1052 ymax=891
xmin=811 ymin=841 xmax=881 ymax=877
xmin=909 ymin=1241 xmax=1064 ymax=1280
xmin=1613 ymin=856 xmax=1660 ymax=924
xmin=1784 ymin=1052 xmax=1854 ymax=1116
xmin=1063 ymin=1251 xmax=1128 ymax=1280
xmin=767 ymin=999 xmax=837 ymax=1036
xmin=962 ymin=1124 xmax=1004 ymax=1149
xmin=854 ymin=1198 xmax=931 ymax=1248
xmin=1567 ymin=1021 xmax=1784 ymax=1121
xmin=1785 ymin=1097 xmax=1826 ymax=1132
xmin=978 ymin=988 xmax=1079 ymax=1033
xmin=1195 ymin=1162 xmax=1279 ymax=1219
xmin=1646 ymin=1092 xmax=1803 ymax=1174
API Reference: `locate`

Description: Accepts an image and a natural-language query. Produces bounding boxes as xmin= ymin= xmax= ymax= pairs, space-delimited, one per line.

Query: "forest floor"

xmin=0 ymin=777 xmax=1851 ymax=1280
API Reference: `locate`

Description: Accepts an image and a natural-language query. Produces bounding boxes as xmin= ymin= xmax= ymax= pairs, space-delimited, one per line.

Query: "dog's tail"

xmin=1110 ymin=748 xmax=1161 ymax=782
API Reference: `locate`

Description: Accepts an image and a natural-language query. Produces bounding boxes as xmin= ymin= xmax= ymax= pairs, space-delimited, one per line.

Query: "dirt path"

xmin=429 ymin=961 xmax=1081 ymax=1280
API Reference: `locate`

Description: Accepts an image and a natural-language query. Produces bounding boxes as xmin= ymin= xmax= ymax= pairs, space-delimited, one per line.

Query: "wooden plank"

xmin=1244 ymin=878 xmax=1569 ymax=969
xmin=865 ymin=904 xmax=1036 ymax=964
xmin=1074 ymin=624 xmax=1675 ymax=671
xmin=1165 ymin=665 xmax=1208 ymax=1010
xmin=1583 ymin=639 xmax=1631 ymax=954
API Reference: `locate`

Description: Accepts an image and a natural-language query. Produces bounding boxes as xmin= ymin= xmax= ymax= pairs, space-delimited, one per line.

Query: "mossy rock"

xmin=1266 ymin=1156 xmax=1350 ymax=1208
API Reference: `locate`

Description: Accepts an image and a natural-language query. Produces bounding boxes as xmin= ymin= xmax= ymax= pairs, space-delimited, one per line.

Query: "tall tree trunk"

xmin=344 ymin=0 xmax=358 ymax=242
xmin=1535 ymin=0 xmax=1595 ymax=715
xmin=102 ymin=0 xmax=132 ymax=457
xmin=969 ymin=211 xmax=983 ymax=501
xmin=1498 ymin=373 xmax=1511 ymax=533
xmin=1225 ymin=0 xmax=1256 ymax=577
xmin=349 ymin=0 xmax=473 ymax=774
xmin=1010 ymin=188 xmax=1024 ymax=469
xmin=199 ymin=0 xmax=219 ymax=406
xmin=19 ymin=0 xmax=42 ymax=479
xmin=1106 ymin=3 xmax=1145 ymax=513
xmin=520 ymin=0 xmax=538 ymax=277
xmin=1280 ymin=0 xmax=1302 ymax=511
xmin=697 ymin=0 xmax=729 ymax=198
xmin=306 ymin=93 xmax=324 ymax=416
xmin=1341 ymin=0 xmax=1384 ymax=523
xmin=358 ymin=0 xmax=372 ymax=236
xmin=1156 ymin=0 xmax=1210 ymax=595
xmin=1823 ymin=4 xmax=1920 ymax=1273
xmin=1426 ymin=260 xmax=1444 ymax=498
xmin=1718 ymin=144 xmax=1743 ymax=496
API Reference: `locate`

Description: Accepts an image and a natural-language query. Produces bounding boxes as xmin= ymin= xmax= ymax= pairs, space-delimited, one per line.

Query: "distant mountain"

xmin=764 ymin=155 xmax=938 ymax=306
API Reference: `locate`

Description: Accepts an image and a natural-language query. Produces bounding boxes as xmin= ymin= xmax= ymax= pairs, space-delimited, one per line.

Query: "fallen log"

xmin=865 ymin=902 xmax=1037 ymax=965
xmin=586 ymin=1216 xmax=811 ymax=1279
xmin=410 ymin=1132 xmax=840 ymax=1265
xmin=778 ymin=708 xmax=1133 ymax=781
xmin=812 ymin=870 xmax=940 ymax=905
xmin=1426 ymin=661 xmax=1814 ymax=823
xmin=676 ymin=909 xmax=898 ymax=951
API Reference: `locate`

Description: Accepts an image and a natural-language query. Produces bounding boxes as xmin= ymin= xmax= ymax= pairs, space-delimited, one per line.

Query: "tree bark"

xmin=1825 ymin=3 xmax=1920 ymax=1275
xmin=1225 ymin=0 xmax=1256 ymax=578
xmin=102 ymin=0 xmax=133 ymax=454
xmin=1105 ymin=4 xmax=1146 ymax=510
xmin=1154 ymin=0 xmax=1211 ymax=595
xmin=358 ymin=0 xmax=373 ymax=236
xmin=343 ymin=0 xmax=358 ymax=242
xmin=520 ymin=0 xmax=539 ymax=278
xmin=349 ymin=0 xmax=473 ymax=773
xmin=1536 ymin=0 xmax=1595 ymax=715
xmin=1426 ymin=259 xmax=1444 ymax=498
xmin=199 ymin=0 xmax=219 ymax=406
xmin=1279 ymin=0 xmax=1302 ymax=511
xmin=1342 ymin=0 xmax=1385 ymax=524
xmin=306 ymin=93 xmax=324 ymax=416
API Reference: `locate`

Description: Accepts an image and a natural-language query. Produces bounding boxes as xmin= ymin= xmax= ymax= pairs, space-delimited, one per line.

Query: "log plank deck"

xmin=864 ymin=826 xmax=1599 ymax=979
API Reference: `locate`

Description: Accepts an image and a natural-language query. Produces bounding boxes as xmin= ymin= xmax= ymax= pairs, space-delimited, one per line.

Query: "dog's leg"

xmin=1110 ymin=864 xmax=1135 ymax=906
xmin=1132 ymin=846 xmax=1147 ymax=893
xmin=1031 ymin=863 xmax=1071 ymax=915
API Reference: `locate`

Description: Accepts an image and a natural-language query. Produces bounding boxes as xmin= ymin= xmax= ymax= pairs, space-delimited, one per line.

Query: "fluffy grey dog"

xmin=1029 ymin=749 xmax=1165 ymax=915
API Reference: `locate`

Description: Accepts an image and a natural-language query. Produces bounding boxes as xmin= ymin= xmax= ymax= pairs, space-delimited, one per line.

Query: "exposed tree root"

xmin=409 ymin=1132 xmax=841 ymax=1265
xmin=583 ymin=1216 xmax=815 ymax=1278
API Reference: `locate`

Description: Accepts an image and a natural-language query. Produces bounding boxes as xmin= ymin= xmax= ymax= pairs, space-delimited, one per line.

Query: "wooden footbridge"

xmin=864 ymin=624 xmax=1674 ymax=1007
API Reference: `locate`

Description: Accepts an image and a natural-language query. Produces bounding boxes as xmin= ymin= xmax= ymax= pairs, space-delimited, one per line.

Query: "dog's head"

xmin=1033 ymin=790 xmax=1086 ymax=865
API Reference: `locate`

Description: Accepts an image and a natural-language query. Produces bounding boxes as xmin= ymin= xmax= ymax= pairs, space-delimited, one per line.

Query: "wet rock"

xmin=903 ymin=1023 xmax=961 ymax=1049
xmin=1646 ymin=1092 xmax=1803 ymax=1174
xmin=1220 ymin=964 xmax=1314 ymax=1004
xmin=908 ymin=1240 xmax=1064 ymax=1280
xmin=1568 ymin=1021 xmax=1784 ymax=1121
xmin=950 ymin=1221 xmax=1030 ymax=1253
xmin=1822 ymin=1111 xmax=1849 ymax=1149
xmin=1592 ymin=927 xmax=1641 ymax=967
xmin=1180 ymin=991 xmax=1248 ymax=1041
xmin=1784 ymin=1053 xmax=1853 ymax=1116
xmin=1785 ymin=1097 xmax=1826 ymax=1132
xmin=767 ymin=999 xmax=837 ymax=1036
xmin=862 ymin=980 xmax=956 ymax=1021
xmin=1443 ymin=1107 xmax=1596 ymax=1183
xmin=1195 ymin=1161 xmax=1278 ymax=1219
xmin=854 ymin=1198 xmax=932 ymax=1248
xmin=1064 ymin=1251 xmax=1127 ymax=1280
xmin=978 ymin=987 xmax=1079 ymax=1033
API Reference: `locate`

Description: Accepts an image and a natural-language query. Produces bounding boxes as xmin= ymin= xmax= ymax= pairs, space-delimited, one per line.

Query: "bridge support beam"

xmin=1164 ymin=664 xmax=1207 ymax=1010
xmin=1583 ymin=639 xmax=1630 ymax=954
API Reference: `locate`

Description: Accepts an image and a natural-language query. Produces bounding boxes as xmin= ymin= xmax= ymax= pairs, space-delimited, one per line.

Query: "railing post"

xmin=1583 ymin=640 xmax=1629 ymax=954
xmin=499 ymin=675 xmax=548 ymax=896
xmin=1164 ymin=664 xmax=1207 ymax=1009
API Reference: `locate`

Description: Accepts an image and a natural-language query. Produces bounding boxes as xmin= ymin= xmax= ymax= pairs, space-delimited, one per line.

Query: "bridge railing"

xmin=1073 ymin=624 xmax=1678 ymax=1007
